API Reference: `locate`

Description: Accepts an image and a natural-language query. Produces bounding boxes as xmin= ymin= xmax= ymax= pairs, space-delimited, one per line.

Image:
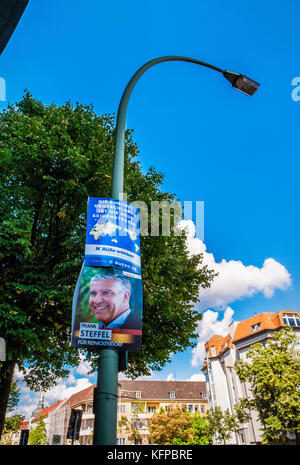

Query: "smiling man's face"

xmin=89 ymin=278 xmax=130 ymax=325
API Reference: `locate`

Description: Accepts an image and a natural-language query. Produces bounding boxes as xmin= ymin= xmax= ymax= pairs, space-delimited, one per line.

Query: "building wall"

xmin=203 ymin=313 xmax=300 ymax=445
xmin=116 ymin=398 xmax=208 ymax=445
xmin=47 ymin=401 xmax=70 ymax=445
xmin=45 ymin=381 xmax=208 ymax=445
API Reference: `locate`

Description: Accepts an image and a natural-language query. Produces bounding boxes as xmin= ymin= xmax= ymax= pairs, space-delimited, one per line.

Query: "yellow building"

xmin=117 ymin=380 xmax=207 ymax=445
xmin=40 ymin=380 xmax=207 ymax=445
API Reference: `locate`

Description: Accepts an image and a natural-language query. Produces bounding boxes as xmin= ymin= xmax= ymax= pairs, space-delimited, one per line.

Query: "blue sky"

xmin=2 ymin=0 xmax=300 ymax=417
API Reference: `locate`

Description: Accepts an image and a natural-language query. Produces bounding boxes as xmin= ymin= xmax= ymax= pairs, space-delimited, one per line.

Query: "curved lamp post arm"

xmin=111 ymin=56 xmax=224 ymax=198
xmin=92 ymin=56 xmax=259 ymax=445
xmin=111 ymin=55 xmax=260 ymax=198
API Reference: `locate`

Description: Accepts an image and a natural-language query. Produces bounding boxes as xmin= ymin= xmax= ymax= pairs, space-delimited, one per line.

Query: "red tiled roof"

xmin=204 ymin=334 xmax=227 ymax=358
xmin=118 ymin=380 xmax=207 ymax=401
xmin=19 ymin=421 xmax=29 ymax=430
xmin=32 ymin=400 xmax=63 ymax=422
xmin=68 ymin=384 xmax=96 ymax=407
xmin=204 ymin=311 xmax=300 ymax=358
xmin=232 ymin=310 xmax=300 ymax=343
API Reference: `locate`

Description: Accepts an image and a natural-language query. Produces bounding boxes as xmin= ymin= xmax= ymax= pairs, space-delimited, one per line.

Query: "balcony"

xmin=80 ymin=427 xmax=93 ymax=436
xmin=82 ymin=412 xmax=94 ymax=420
xmin=134 ymin=413 xmax=152 ymax=419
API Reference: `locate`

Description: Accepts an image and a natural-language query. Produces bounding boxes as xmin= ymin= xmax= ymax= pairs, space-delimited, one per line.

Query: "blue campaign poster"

xmin=84 ymin=198 xmax=141 ymax=274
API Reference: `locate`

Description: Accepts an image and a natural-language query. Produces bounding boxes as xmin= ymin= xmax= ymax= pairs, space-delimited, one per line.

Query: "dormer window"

xmin=135 ymin=391 xmax=142 ymax=398
xmin=169 ymin=391 xmax=176 ymax=399
xmin=251 ymin=323 xmax=261 ymax=333
xmin=282 ymin=313 xmax=300 ymax=327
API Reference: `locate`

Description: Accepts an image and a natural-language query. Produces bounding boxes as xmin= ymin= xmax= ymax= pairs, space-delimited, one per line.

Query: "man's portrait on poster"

xmin=88 ymin=271 xmax=142 ymax=330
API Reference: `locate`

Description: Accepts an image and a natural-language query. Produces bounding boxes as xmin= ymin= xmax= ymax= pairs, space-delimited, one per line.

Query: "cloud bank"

xmin=178 ymin=220 xmax=291 ymax=311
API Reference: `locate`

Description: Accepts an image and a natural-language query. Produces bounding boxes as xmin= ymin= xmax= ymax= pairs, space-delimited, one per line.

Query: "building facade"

xmin=202 ymin=310 xmax=300 ymax=445
xmin=30 ymin=380 xmax=207 ymax=445
xmin=116 ymin=380 xmax=208 ymax=445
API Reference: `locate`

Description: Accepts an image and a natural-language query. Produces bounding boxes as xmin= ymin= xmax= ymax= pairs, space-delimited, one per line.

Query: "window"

xmin=188 ymin=404 xmax=194 ymax=412
xmin=251 ymin=323 xmax=261 ymax=333
xmin=210 ymin=346 xmax=216 ymax=356
xmin=85 ymin=404 xmax=93 ymax=413
xmin=169 ymin=391 xmax=176 ymax=399
xmin=135 ymin=391 xmax=142 ymax=398
xmin=238 ymin=430 xmax=245 ymax=444
xmin=148 ymin=406 xmax=156 ymax=413
xmin=201 ymin=405 xmax=206 ymax=413
xmin=282 ymin=313 xmax=300 ymax=327
xmin=118 ymin=405 xmax=125 ymax=413
xmin=201 ymin=391 xmax=207 ymax=399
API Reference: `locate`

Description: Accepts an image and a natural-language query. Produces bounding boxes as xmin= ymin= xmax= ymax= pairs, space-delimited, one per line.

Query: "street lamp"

xmin=92 ymin=56 xmax=260 ymax=445
xmin=0 ymin=0 xmax=29 ymax=56
xmin=223 ymin=70 xmax=260 ymax=96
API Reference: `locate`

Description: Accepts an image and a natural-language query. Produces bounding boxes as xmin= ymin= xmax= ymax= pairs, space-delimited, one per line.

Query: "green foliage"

xmin=172 ymin=414 xmax=212 ymax=445
xmin=0 ymin=414 xmax=24 ymax=445
xmin=149 ymin=404 xmax=193 ymax=445
xmin=7 ymin=378 xmax=20 ymax=413
xmin=0 ymin=91 xmax=215 ymax=392
xmin=235 ymin=326 xmax=300 ymax=444
xmin=118 ymin=415 xmax=143 ymax=444
xmin=28 ymin=416 xmax=47 ymax=445
xmin=149 ymin=405 xmax=212 ymax=445
xmin=206 ymin=406 xmax=241 ymax=445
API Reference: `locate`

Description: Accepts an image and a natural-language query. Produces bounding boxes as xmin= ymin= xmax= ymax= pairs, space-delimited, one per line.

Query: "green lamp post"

xmin=91 ymin=56 xmax=260 ymax=445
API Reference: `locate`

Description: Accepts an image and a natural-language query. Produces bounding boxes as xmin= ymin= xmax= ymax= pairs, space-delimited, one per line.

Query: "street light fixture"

xmin=91 ymin=56 xmax=260 ymax=445
xmin=0 ymin=0 xmax=29 ymax=56
xmin=223 ymin=70 xmax=260 ymax=96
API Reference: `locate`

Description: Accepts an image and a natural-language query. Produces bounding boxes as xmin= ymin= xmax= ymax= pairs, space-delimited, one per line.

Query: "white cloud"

xmin=166 ymin=373 xmax=175 ymax=381
xmin=74 ymin=354 xmax=93 ymax=376
xmin=14 ymin=369 xmax=94 ymax=420
xmin=191 ymin=307 xmax=235 ymax=367
xmin=44 ymin=377 xmax=93 ymax=405
xmin=14 ymin=399 xmax=39 ymax=422
xmin=178 ymin=220 xmax=291 ymax=311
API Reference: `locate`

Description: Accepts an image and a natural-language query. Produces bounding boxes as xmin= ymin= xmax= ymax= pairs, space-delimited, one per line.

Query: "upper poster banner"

xmin=84 ymin=198 xmax=141 ymax=275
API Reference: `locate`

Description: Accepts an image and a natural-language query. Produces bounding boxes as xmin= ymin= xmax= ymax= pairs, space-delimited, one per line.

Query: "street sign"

xmin=52 ymin=434 xmax=61 ymax=445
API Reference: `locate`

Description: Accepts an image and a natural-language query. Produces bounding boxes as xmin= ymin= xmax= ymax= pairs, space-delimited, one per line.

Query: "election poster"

xmin=84 ymin=198 xmax=141 ymax=275
xmin=71 ymin=266 xmax=143 ymax=352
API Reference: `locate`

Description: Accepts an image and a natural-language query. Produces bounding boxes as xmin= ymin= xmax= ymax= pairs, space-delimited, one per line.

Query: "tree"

xmin=28 ymin=416 xmax=48 ymax=445
xmin=206 ymin=406 xmax=241 ymax=445
xmin=118 ymin=415 xmax=143 ymax=445
xmin=6 ymin=378 xmax=20 ymax=414
xmin=149 ymin=404 xmax=194 ymax=445
xmin=235 ymin=326 xmax=300 ymax=444
xmin=0 ymin=414 xmax=24 ymax=445
xmin=0 ymin=92 xmax=215 ymax=436
xmin=172 ymin=414 xmax=212 ymax=445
